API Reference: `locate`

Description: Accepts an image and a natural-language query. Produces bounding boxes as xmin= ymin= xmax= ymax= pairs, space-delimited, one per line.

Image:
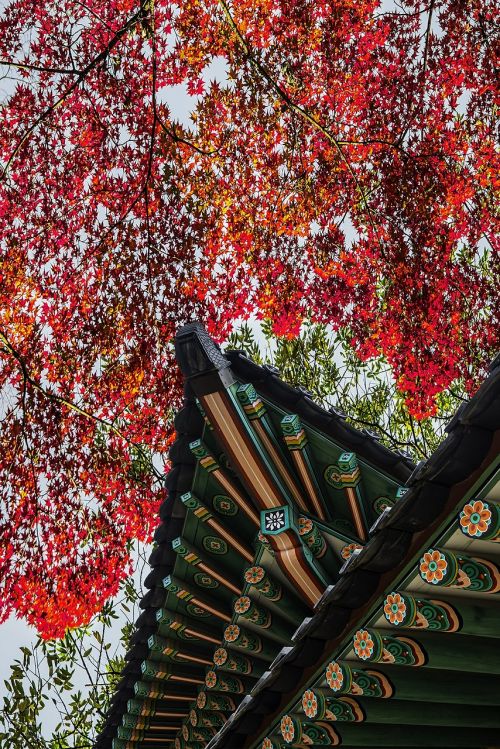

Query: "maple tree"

xmin=0 ymin=325 xmax=462 ymax=748
xmin=0 ymin=0 xmax=497 ymax=637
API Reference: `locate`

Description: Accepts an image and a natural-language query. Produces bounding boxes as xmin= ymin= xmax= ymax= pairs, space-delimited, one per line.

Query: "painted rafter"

xmin=263 ymin=480 xmax=500 ymax=749
xmin=102 ymin=325 xmax=499 ymax=749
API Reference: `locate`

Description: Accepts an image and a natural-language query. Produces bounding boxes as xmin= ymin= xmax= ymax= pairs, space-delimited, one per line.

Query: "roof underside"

xmin=96 ymin=325 xmax=500 ymax=749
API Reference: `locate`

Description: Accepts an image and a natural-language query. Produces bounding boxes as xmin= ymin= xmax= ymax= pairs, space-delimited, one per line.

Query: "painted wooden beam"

xmin=181 ymin=491 xmax=254 ymax=563
xmin=122 ymin=711 xmax=187 ymax=730
xmin=280 ymin=414 xmax=327 ymax=519
xmin=232 ymin=594 xmax=295 ymax=643
xmin=324 ymin=452 xmax=368 ymax=541
xmin=458 ymin=498 xmax=500 ymax=541
xmin=194 ymin=393 xmax=329 ymax=608
xmin=272 ymin=720 xmax=500 ymax=747
xmin=321 ymin=660 xmax=392 ymax=699
xmin=236 ymin=384 xmax=308 ymax=511
xmin=418 ymin=547 xmax=500 ymax=593
xmin=351 ymin=628 xmax=500 ymax=674
xmin=188 ymin=706 xmax=226 ymax=728
xmin=319 ymin=658 xmax=500 ymax=705
xmin=351 ymin=628 xmax=425 ymax=666
xmin=163 ymin=574 xmax=232 ymax=623
xmin=243 ymin=564 xmax=310 ymax=618
xmin=181 ymin=722 xmax=217 ymax=742
xmin=171 ymin=537 xmax=241 ymax=595
xmin=260 ymin=505 xmax=328 ymax=607
xmin=204 ymin=669 xmax=246 ymax=694
xmin=127 ymin=698 xmax=195 ymax=718
xmin=195 ymin=691 xmax=237 ymax=712
xmin=140 ymin=661 xmax=205 ymax=685
xmin=297 ymin=687 xmax=500 ymax=728
xmin=134 ymin=680 xmax=198 ymax=701
xmin=155 ymin=610 xmax=221 ymax=646
xmin=382 ymin=591 xmax=500 ymax=637
xmin=298 ymin=516 xmax=340 ymax=577
xmin=212 ymin=645 xmax=266 ymax=678
xmin=222 ymin=622 xmax=279 ymax=662
xmin=147 ymin=635 xmax=212 ymax=667
xmin=117 ymin=725 xmax=178 ymax=740
xmin=196 ymin=388 xmax=293 ymax=509
xmin=189 ymin=439 xmax=260 ymax=526
xmin=333 ymin=724 xmax=500 ymax=747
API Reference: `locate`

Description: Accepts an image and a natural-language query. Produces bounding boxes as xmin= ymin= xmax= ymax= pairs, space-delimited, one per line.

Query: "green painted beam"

xmin=172 ymin=537 xmax=241 ymax=595
xmin=155 ymin=609 xmax=221 ymax=647
xmin=280 ymin=414 xmax=328 ymax=520
xmin=195 ymin=690 xmax=237 ymax=711
xmin=274 ymin=722 xmax=500 ymax=747
xmin=180 ymin=491 xmax=254 ymax=563
xmin=163 ymin=574 xmax=232 ymax=624
xmin=133 ymin=680 xmax=197 ymax=701
xmin=319 ymin=659 xmax=500 ymax=705
xmin=350 ymin=628 xmax=500 ymax=674
xmin=188 ymin=707 xmax=226 ymax=727
xmin=147 ymin=634 xmax=213 ymax=667
xmin=417 ymin=547 xmax=500 ymax=593
xmin=222 ymin=622 xmax=278 ymax=662
xmin=297 ymin=689 xmax=500 ymax=728
xmin=232 ymin=593 xmax=295 ymax=643
xmin=122 ymin=708 xmax=187 ymax=729
xmin=211 ymin=645 xmax=267 ymax=678
xmin=236 ymin=384 xmax=308 ymax=512
xmin=333 ymin=723 xmax=500 ymax=747
xmin=140 ymin=660 xmax=205 ymax=684
xmin=382 ymin=591 xmax=500 ymax=638
xmin=297 ymin=516 xmax=341 ymax=577
xmin=242 ymin=563 xmax=310 ymax=618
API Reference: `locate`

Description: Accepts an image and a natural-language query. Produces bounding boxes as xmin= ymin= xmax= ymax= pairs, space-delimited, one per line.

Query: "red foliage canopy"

xmin=0 ymin=0 xmax=498 ymax=636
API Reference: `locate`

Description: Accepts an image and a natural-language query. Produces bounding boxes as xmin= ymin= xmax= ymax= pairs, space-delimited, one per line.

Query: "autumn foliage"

xmin=0 ymin=0 xmax=498 ymax=636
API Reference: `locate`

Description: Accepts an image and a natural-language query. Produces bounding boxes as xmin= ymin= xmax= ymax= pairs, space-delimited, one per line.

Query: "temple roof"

xmin=95 ymin=324 xmax=500 ymax=749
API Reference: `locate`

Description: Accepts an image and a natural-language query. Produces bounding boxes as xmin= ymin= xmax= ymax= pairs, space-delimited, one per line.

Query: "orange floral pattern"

xmin=280 ymin=714 xmax=295 ymax=743
xmin=326 ymin=661 xmax=344 ymax=692
xmin=245 ymin=566 xmax=265 ymax=584
xmin=234 ymin=596 xmax=251 ymax=614
xmin=341 ymin=543 xmax=363 ymax=560
xmin=197 ymin=691 xmax=207 ymax=709
xmin=224 ymin=624 xmax=240 ymax=642
xmin=353 ymin=629 xmax=374 ymax=660
xmin=419 ymin=549 xmax=448 ymax=584
xmin=459 ymin=500 xmax=492 ymax=538
xmin=302 ymin=689 xmax=318 ymax=718
xmin=213 ymin=648 xmax=227 ymax=666
xmin=383 ymin=592 xmax=406 ymax=625
xmin=298 ymin=517 xmax=313 ymax=535
xmin=205 ymin=671 xmax=217 ymax=688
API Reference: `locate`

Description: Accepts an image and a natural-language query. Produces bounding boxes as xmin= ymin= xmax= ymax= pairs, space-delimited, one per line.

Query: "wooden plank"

xmin=275 ymin=722 xmax=500 ymax=747
xmin=350 ymin=628 xmax=500 ymax=674
xmin=382 ymin=591 xmax=500 ymax=638
xmin=298 ymin=690 xmax=500 ymax=728
xmin=320 ymin=659 xmax=500 ymax=705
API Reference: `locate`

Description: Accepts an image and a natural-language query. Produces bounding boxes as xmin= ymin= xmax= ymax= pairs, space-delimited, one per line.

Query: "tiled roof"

xmin=95 ymin=324 xmax=500 ymax=749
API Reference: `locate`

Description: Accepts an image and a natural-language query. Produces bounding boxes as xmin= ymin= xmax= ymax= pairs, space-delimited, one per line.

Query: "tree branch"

xmin=218 ymin=0 xmax=380 ymax=237
xmin=0 ymin=331 xmax=163 ymax=482
xmin=0 ymin=2 xmax=149 ymax=181
xmin=0 ymin=60 xmax=80 ymax=75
